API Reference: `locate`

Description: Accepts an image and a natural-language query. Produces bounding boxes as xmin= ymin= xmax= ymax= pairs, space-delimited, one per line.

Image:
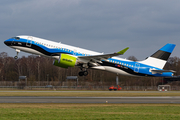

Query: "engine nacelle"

xmin=53 ymin=54 xmax=77 ymax=68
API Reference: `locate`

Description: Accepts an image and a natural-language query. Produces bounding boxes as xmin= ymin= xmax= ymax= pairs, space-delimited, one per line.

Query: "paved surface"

xmin=1 ymin=91 xmax=180 ymax=93
xmin=1 ymin=91 xmax=180 ymax=94
xmin=0 ymin=96 xmax=180 ymax=103
xmin=0 ymin=91 xmax=180 ymax=93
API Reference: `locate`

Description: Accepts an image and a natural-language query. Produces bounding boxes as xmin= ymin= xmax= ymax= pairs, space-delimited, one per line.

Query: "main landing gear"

xmin=78 ymin=67 xmax=88 ymax=76
xmin=14 ymin=49 xmax=20 ymax=59
xmin=78 ymin=71 xmax=88 ymax=76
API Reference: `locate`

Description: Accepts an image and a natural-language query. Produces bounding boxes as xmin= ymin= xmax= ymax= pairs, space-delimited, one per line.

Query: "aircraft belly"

xmin=91 ymin=66 xmax=137 ymax=77
xmin=11 ymin=46 xmax=44 ymax=55
xmin=91 ymin=66 xmax=106 ymax=70
xmin=104 ymin=66 xmax=136 ymax=76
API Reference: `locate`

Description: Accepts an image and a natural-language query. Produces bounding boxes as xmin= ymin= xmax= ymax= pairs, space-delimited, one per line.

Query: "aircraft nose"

xmin=4 ymin=40 xmax=11 ymax=46
xmin=4 ymin=40 xmax=8 ymax=45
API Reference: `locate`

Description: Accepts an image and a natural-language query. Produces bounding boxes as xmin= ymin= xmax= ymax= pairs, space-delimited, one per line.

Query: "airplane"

xmin=4 ymin=35 xmax=176 ymax=77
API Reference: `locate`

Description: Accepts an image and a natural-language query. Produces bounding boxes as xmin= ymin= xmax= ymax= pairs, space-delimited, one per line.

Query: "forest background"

xmin=0 ymin=52 xmax=180 ymax=87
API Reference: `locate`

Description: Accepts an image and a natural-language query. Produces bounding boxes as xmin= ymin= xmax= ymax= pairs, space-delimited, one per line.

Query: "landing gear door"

xmin=134 ymin=63 xmax=140 ymax=73
xmin=26 ymin=36 xmax=33 ymax=47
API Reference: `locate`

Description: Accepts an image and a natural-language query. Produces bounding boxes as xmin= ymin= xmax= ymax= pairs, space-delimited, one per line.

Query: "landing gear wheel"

xmin=14 ymin=49 xmax=20 ymax=60
xmin=78 ymin=71 xmax=88 ymax=76
xmin=14 ymin=56 xmax=18 ymax=59
xmin=83 ymin=71 xmax=88 ymax=76
xmin=78 ymin=71 xmax=84 ymax=76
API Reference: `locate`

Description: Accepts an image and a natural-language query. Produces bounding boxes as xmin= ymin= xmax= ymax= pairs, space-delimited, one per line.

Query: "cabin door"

xmin=73 ymin=49 xmax=77 ymax=56
xmin=134 ymin=63 xmax=140 ymax=73
xmin=26 ymin=36 xmax=33 ymax=47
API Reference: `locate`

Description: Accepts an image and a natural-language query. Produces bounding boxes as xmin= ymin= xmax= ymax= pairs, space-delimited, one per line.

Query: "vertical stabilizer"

xmin=139 ymin=43 xmax=176 ymax=69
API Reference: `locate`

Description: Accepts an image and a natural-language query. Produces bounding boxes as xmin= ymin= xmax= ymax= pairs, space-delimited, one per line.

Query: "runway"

xmin=0 ymin=96 xmax=180 ymax=103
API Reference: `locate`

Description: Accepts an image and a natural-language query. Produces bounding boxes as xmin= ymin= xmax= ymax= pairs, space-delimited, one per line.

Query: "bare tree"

xmin=127 ymin=56 xmax=138 ymax=61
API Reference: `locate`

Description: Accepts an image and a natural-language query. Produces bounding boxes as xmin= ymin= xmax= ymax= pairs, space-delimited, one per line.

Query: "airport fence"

xmin=0 ymin=85 xmax=180 ymax=91
xmin=0 ymin=81 xmax=180 ymax=91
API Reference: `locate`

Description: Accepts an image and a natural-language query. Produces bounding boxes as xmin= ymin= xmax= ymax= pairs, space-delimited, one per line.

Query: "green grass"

xmin=0 ymin=104 xmax=180 ymax=120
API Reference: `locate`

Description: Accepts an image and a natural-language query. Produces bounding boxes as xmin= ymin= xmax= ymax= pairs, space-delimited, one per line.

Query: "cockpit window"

xmin=12 ymin=37 xmax=20 ymax=40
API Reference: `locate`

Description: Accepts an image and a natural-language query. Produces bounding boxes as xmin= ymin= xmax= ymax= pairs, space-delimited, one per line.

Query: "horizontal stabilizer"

xmin=151 ymin=70 xmax=176 ymax=74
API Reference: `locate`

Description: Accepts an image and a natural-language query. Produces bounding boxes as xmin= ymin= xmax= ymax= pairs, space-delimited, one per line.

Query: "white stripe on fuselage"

xmin=19 ymin=36 xmax=101 ymax=56
xmin=18 ymin=35 xmax=131 ymax=62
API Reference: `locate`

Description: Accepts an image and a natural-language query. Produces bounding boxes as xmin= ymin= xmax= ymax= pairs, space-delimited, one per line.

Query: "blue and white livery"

xmin=4 ymin=35 xmax=176 ymax=77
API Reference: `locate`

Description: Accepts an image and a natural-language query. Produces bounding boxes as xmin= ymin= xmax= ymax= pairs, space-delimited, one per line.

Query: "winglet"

xmin=117 ymin=47 xmax=129 ymax=55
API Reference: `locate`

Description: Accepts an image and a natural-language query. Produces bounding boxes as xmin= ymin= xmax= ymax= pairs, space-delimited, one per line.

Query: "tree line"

xmin=0 ymin=52 xmax=180 ymax=86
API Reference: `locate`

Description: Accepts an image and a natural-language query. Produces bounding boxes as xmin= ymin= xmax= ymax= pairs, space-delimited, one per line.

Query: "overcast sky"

xmin=1 ymin=0 xmax=180 ymax=60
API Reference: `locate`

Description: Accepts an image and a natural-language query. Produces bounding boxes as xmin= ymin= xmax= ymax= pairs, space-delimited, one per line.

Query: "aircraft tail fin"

xmin=139 ymin=43 xmax=176 ymax=69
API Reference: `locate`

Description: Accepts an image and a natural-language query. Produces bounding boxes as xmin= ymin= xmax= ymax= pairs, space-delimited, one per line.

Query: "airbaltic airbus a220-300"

xmin=4 ymin=36 xmax=176 ymax=77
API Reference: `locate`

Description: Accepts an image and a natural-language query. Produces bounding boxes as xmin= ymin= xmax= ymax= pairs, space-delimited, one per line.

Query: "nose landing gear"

xmin=14 ymin=49 xmax=20 ymax=59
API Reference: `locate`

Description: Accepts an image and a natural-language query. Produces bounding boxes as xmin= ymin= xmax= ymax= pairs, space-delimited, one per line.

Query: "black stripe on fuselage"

xmin=5 ymin=41 xmax=154 ymax=77
xmin=150 ymin=50 xmax=171 ymax=61
xmin=99 ymin=61 xmax=153 ymax=77
xmin=5 ymin=41 xmax=70 ymax=56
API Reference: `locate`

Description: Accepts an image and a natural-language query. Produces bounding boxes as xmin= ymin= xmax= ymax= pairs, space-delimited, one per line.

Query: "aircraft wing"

xmin=78 ymin=47 xmax=129 ymax=62
xmin=151 ymin=70 xmax=176 ymax=74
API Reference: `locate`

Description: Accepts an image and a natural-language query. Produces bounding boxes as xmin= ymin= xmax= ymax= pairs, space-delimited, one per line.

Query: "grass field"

xmin=0 ymin=91 xmax=180 ymax=97
xmin=0 ymin=91 xmax=180 ymax=119
xmin=0 ymin=103 xmax=180 ymax=120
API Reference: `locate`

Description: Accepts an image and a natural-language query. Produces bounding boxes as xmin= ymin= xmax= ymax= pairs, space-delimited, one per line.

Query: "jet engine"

xmin=53 ymin=54 xmax=77 ymax=68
